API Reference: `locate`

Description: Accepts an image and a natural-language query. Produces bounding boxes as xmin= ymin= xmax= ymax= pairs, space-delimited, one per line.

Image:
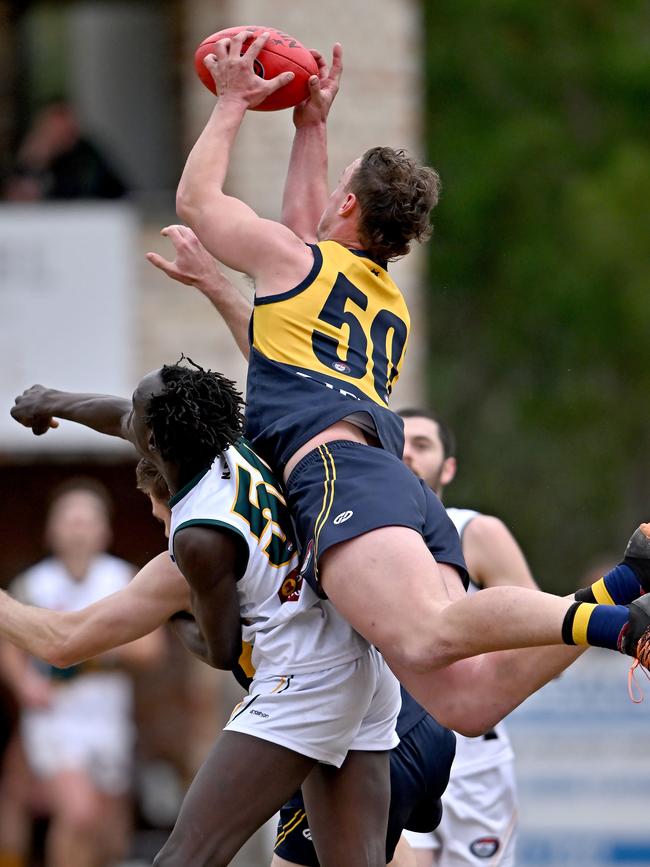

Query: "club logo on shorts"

xmin=333 ymin=510 xmax=353 ymax=525
xmin=469 ymin=837 xmax=500 ymax=858
xmin=302 ymin=828 xmax=312 ymax=841
xmin=331 ymin=361 xmax=351 ymax=374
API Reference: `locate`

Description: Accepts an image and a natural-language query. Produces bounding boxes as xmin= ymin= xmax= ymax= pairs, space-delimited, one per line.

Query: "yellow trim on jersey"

xmin=275 ymin=809 xmax=307 ymax=847
xmin=592 ymin=577 xmax=615 ymax=606
xmin=314 ymin=446 xmax=337 ymax=562
xmin=572 ymin=602 xmax=597 ymax=645
xmin=253 ymin=241 xmax=410 ymax=406
xmin=238 ymin=641 xmax=255 ymax=678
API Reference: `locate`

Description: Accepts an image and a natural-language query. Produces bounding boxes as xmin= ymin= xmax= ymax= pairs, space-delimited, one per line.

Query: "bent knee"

xmin=384 ymin=631 xmax=459 ymax=674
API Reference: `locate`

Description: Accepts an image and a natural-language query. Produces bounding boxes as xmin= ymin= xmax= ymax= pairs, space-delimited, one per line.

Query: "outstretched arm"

xmin=281 ymin=44 xmax=343 ymax=240
xmin=147 ymin=225 xmax=252 ymax=359
xmin=0 ymin=553 xmax=188 ymax=668
xmin=176 ymin=31 xmax=312 ymax=292
xmin=11 ymin=385 xmax=131 ymax=441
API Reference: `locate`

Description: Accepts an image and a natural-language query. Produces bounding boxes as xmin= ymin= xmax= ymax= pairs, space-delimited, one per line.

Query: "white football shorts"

xmin=403 ymin=760 xmax=518 ymax=866
xmin=224 ymin=646 xmax=400 ymax=767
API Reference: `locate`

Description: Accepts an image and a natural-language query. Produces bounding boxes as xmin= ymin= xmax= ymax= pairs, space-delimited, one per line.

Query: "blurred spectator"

xmin=3 ymin=101 xmax=127 ymax=202
xmin=3 ymin=480 xmax=163 ymax=867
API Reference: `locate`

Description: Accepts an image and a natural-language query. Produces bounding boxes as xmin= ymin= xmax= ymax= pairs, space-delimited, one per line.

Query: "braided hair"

xmin=144 ymin=357 xmax=245 ymax=467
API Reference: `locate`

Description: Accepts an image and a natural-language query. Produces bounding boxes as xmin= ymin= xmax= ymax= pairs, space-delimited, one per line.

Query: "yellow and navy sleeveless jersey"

xmin=168 ymin=440 xmax=367 ymax=677
xmin=246 ymin=241 xmax=410 ymax=469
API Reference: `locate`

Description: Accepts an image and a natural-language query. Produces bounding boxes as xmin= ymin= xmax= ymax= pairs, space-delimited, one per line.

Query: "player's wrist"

xmin=216 ymin=94 xmax=251 ymax=114
xmin=293 ymin=117 xmax=327 ymax=132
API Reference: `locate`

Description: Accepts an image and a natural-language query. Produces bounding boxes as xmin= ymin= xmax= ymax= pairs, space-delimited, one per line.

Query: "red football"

xmin=194 ymin=25 xmax=319 ymax=112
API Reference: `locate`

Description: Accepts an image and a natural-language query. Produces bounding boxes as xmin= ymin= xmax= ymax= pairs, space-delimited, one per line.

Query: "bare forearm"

xmin=199 ymin=281 xmax=252 ymax=360
xmin=281 ymin=123 xmax=328 ymax=240
xmin=169 ymin=613 xmax=215 ymax=667
xmin=26 ymin=390 xmax=129 ymax=439
xmin=177 ymin=99 xmax=247 ymax=218
xmin=0 ymin=591 xmax=78 ymax=666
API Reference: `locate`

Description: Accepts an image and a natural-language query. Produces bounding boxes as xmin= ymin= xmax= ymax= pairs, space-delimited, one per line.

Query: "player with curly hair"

xmin=11 ymin=360 xmax=405 ymax=867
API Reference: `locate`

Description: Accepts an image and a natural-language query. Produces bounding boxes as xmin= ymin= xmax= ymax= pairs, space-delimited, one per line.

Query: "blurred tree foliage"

xmin=423 ymin=0 xmax=650 ymax=590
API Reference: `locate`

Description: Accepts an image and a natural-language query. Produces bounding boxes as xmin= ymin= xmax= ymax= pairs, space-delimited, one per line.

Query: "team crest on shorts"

xmin=469 ymin=837 xmax=500 ymax=858
xmin=277 ymin=566 xmax=302 ymax=604
xmin=331 ymin=360 xmax=351 ymax=374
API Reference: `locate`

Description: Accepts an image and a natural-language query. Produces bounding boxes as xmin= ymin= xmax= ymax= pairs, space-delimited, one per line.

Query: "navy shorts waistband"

xmin=287 ymin=439 xmax=381 ymax=487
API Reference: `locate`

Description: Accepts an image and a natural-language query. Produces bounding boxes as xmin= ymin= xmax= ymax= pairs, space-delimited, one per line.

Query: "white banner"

xmin=0 ymin=204 xmax=136 ymax=454
xmin=508 ymin=648 xmax=650 ymax=866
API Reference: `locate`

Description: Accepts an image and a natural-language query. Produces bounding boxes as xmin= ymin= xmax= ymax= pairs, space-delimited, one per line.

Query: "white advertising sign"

xmin=0 ymin=204 xmax=135 ymax=454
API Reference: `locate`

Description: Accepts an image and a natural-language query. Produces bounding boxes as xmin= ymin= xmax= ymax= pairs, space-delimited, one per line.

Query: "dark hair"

xmin=47 ymin=477 xmax=113 ymax=520
xmin=135 ymin=459 xmax=169 ymax=502
xmin=144 ymin=357 xmax=245 ymax=467
xmin=398 ymin=407 xmax=456 ymax=458
xmin=349 ymin=147 xmax=441 ymax=263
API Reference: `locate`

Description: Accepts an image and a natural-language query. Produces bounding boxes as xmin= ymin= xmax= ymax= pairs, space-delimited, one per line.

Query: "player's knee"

xmin=388 ymin=631 xmax=457 ymax=673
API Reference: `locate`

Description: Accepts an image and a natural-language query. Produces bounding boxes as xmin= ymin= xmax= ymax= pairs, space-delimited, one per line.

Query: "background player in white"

xmin=7 ymin=481 xmax=163 ymax=867
xmin=399 ymin=409 xmax=532 ymax=866
xmin=10 ymin=362 xmax=401 ymax=867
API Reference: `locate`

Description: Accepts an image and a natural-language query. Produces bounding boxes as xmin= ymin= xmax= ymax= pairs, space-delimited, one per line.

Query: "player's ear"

xmin=440 ymin=456 xmax=457 ymax=487
xmin=339 ymin=191 xmax=357 ymax=217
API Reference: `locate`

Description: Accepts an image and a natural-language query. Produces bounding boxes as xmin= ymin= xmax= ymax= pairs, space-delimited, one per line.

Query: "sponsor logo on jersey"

xmin=333 ymin=510 xmax=353 ymax=525
xmin=221 ymin=466 xmax=231 ymax=479
xmin=469 ymin=837 xmax=500 ymax=858
xmin=332 ymin=360 xmax=351 ymax=374
xmin=277 ymin=566 xmax=303 ymax=604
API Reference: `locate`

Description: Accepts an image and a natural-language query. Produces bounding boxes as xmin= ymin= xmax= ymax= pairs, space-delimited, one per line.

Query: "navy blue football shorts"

xmin=285 ymin=440 xmax=468 ymax=596
xmin=273 ymin=711 xmax=456 ymax=865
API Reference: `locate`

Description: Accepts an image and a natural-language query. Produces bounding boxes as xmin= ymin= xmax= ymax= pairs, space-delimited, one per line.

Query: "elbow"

xmin=207 ymin=639 xmax=242 ymax=672
xmin=47 ymin=644 xmax=79 ymax=669
xmin=176 ymin=187 xmax=194 ymax=224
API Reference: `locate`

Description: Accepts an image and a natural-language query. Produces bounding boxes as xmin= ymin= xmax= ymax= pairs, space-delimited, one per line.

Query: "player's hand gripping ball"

xmin=195 ymin=25 xmax=318 ymax=111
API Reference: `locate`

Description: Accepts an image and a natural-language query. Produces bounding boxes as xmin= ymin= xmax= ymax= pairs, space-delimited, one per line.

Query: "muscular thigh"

xmin=320 ymin=527 xmax=461 ymax=652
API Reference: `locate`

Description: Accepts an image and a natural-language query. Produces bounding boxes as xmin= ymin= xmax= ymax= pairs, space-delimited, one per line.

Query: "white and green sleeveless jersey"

xmin=168 ymin=439 xmax=367 ymax=678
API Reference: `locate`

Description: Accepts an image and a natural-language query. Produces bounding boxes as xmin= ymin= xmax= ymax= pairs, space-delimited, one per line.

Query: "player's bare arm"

xmin=281 ymin=44 xmax=343 ymax=240
xmin=172 ymin=525 xmax=243 ymax=670
xmin=176 ymin=30 xmax=313 ymax=291
xmin=11 ymin=385 xmax=132 ymax=440
xmin=463 ymin=515 xmax=539 ymax=591
xmin=146 ymin=224 xmax=252 ymax=359
xmin=0 ymin=553 xmax=188 ymax=668
xmin=168 ymin=611 xmax=214 ymax=667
